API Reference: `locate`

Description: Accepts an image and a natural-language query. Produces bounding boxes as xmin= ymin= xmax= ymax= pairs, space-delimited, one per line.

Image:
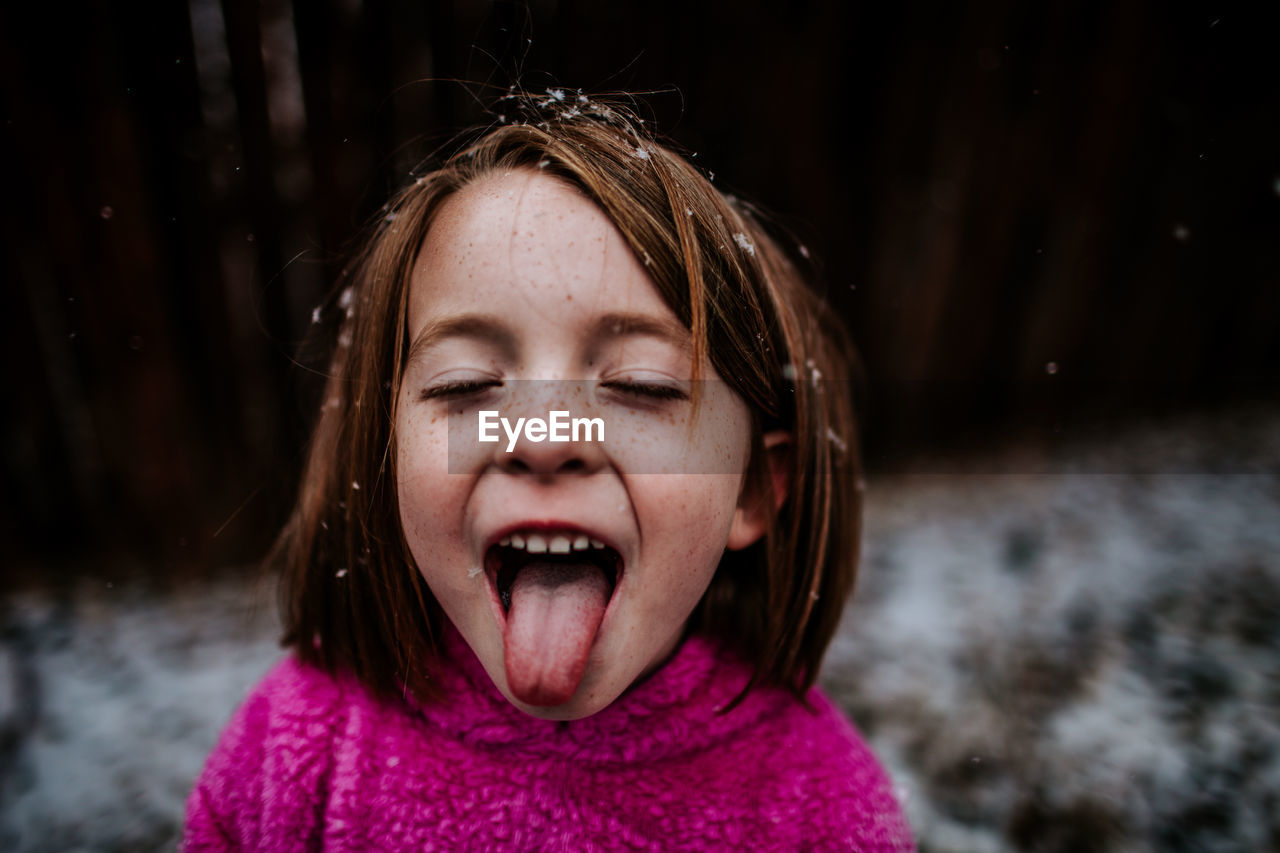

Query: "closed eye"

xmin=600 ymin=380 xmax=689 ymax=401
xmin=420 ymin=379 xmax=503 ymax=400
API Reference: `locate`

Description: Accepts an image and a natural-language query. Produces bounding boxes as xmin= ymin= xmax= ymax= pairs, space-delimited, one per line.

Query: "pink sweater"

xmin=183 ymin=627 xmax=913 ymax=851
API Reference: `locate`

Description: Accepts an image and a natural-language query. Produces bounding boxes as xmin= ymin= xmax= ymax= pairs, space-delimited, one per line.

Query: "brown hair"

xmin=275 ymin=92 xmax=864 ymax=705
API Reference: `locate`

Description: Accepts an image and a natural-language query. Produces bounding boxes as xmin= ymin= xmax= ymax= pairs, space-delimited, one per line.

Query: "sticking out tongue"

xmin=503 ymin=560 xmax=611 ymax=707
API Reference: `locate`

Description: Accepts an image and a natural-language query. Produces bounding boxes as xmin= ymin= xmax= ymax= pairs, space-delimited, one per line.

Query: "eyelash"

xmin=419 ymin=379 xmax=688 ymax=402
xmin=601 ymin=380 xmax=689 ymax=401
xmin=419 ymin=379 xmax=502 ymax=400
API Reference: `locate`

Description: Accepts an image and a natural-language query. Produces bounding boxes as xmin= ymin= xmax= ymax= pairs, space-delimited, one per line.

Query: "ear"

xmin=727 ymin=430 xmax=792 ymax=551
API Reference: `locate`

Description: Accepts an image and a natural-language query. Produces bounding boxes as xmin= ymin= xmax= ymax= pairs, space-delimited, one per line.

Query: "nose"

xmin=498 ymin=414 xmax=608 ymax=476
xmin=496 ymin=382 xmax=607 ymax=477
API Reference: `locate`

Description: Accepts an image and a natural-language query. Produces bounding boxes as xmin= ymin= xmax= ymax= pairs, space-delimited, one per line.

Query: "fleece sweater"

xmin=183 ymin=627 xmax=914 ymax=851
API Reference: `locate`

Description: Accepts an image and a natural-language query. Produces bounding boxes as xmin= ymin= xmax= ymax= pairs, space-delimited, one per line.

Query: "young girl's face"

xmin=395 ymin=169 xmax=770 ymax=720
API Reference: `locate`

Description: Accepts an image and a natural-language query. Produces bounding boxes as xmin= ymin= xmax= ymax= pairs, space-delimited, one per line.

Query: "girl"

xmin=184 ymin=92 xmax=913 ymax=851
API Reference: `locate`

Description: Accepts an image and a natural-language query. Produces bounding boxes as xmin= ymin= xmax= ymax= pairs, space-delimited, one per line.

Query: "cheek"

xmin=395 ymin=413 xmax=460 ymax=549
xmin=644 ymin=482 xmax=740 ymax=625
xmin=688 ymin=387 xmax=754 ymax=475
xmin=642 ymin=475 xmax=742 ymax=564
xmin=396 ymin=463 xmax=476 ymax=607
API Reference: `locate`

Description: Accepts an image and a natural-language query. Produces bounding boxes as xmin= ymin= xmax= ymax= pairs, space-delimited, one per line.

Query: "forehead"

xmin=406 ymin=169 xmax=671 ymax=332
xmin=418 ymin=169 xmax=610 ymax=265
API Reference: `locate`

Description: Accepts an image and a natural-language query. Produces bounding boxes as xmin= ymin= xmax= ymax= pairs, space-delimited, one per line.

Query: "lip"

xmin=479 ymin=519 xmax=627 ymax=634
xmin=483 ymin=519 xmax=623 ymax=556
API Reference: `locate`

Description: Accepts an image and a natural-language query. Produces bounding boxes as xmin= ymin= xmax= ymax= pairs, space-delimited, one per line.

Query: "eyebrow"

xmin=590 ymin=312 xmax=692 ymax=351
xmin=403 ymin=309 xmax=693 ymax=366
xmin=405 ymin=314 xmax=515 ymax=366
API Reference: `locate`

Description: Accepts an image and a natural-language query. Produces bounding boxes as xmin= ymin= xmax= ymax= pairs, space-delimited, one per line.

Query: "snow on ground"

xmin=1 ymin=404 xmax=1278 ymax=851
xmin=827 ymin=404 xmax=1280 ymax=851
xmin=0 ymin=574 xmax=281 ymax=850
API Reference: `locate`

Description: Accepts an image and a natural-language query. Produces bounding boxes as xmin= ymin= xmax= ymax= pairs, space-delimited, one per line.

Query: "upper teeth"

xmin=497 ymin=533 xmax=606 ymax=552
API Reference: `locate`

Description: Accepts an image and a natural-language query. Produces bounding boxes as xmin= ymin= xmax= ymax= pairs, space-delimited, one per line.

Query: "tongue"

xmin=503 ymin=560 xmax=611 ymax=707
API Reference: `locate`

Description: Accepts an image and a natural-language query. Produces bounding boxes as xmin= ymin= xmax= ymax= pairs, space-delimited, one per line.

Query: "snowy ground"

xmin=2 ymin=405 xmax=1278 ymax=851
xmin=0 ymin=573 xmax=281 ymax=851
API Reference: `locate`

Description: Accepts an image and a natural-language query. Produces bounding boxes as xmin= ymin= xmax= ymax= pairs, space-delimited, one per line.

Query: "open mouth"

xmin=484 ymin=527 xmax=624 ymax=706
xmin=485 ymin=530 xmax=622 ymax=612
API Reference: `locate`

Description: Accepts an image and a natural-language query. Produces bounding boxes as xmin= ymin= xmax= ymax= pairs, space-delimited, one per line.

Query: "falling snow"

xmin=337 ymin=286 xmax=356 ymax=320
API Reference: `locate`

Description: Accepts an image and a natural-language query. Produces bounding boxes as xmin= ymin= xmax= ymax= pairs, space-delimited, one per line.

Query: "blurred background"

xmin=1 ymin=1 xmax=1277 ymax=850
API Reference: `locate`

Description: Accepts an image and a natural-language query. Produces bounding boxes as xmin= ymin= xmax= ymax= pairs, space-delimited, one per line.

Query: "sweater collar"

xmin=407 ymin=621 xmax=781 ymax=763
